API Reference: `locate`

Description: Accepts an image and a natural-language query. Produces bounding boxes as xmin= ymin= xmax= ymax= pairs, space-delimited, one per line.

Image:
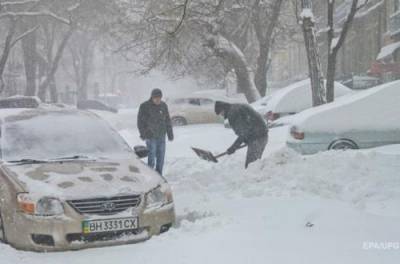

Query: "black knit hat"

xmin=214 ymin=101 xmax=231 ymax=117
xmin=151 ymin=88 xmax=163 ymax=98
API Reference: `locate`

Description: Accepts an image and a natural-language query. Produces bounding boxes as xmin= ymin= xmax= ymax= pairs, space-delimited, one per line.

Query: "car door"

xmin=185 ymin=98 xmax=207 ymax=123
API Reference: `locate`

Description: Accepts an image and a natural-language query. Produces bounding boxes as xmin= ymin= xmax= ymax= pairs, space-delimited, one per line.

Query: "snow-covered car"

xmin=251 ymin=79 xmax=352 ymax=122
xmin=91 ymin=108 xmax=139 ymax=131
xmin=287 ymin=80 xmax=400 ymax=154
xmin=167 ymin=93 xmax=246 ymax=126
xmin=0 ymin=103 xmax=175 ymax=251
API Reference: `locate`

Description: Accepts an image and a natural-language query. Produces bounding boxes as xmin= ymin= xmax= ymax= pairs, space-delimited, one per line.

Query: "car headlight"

xmin=17 ymin=193 xmax=64 ymax=216
xmin=145 ymin=185 xmax=173 ymax=209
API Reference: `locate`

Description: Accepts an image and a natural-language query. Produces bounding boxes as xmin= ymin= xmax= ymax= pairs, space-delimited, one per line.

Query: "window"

xmin=172 ymin=98 xmax=187 ymax=105
xmin=188 ymin=98 xmax=200 ymax=106
xmin=199 ymin=98 xmax=214 ymax=105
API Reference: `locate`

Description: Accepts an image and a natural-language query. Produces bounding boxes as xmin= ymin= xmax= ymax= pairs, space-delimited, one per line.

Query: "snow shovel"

xmin=191 ymin=144 xmax=247 ymax=163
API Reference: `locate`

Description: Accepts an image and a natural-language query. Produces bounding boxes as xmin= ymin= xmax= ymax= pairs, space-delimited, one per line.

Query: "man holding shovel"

xmin=214 ymin=101 xmax=268 ymax=168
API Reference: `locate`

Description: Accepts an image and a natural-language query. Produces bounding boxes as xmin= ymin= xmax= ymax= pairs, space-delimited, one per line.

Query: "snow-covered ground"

xmin=1 ymin=118 xmax=400 ymax=264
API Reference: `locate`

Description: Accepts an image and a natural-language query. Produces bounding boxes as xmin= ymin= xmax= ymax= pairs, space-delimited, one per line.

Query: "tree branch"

xmin=0 ymin=0 xmax=40 ymax=6
xmin=167 ymin=0 xmax=190 ymax=36
xmin=0 ymin=11 xmax=70 ymax=25
xmin=10 ymin=25 xmax=40 ymax=48
xmin=331 ymin=0 xmax=363 ymax=54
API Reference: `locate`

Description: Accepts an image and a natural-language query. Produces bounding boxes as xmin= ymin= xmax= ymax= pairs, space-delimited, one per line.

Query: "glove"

xmin=168 ymin=135 xmax=174 ymax=141
xmin=227 ymin=146 xmax=236 ymax=155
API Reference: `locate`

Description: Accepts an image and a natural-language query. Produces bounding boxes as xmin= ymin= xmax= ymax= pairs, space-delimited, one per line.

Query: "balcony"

xmin=389 ymin=11 xmax=400 ymax=38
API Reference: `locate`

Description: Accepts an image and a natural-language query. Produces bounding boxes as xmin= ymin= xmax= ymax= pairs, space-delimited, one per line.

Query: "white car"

xmin=251 ymin=79 xmax=352 ymax=122
xmin=287 ymin=80 xmax=400 ymax=154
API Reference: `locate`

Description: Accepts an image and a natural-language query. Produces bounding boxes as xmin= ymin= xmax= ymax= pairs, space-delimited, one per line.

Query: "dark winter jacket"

xmin=225 ymin=103 xmax=268 ymax=150
xmin=137 ymin=100 xmax=174 ymax=140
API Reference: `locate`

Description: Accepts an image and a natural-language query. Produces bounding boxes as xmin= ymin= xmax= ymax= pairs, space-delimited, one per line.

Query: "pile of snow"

xmin=167 ymin=146 xmax=400 ymax=217
xmin=1 ymin=122 xmax=400 ymax=264
xmin=292 ymin=80 xmax=400 ymax=133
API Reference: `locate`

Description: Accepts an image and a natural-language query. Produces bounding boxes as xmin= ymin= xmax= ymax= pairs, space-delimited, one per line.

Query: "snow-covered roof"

xmin=377 ymin=41 xmax=400 ymax=61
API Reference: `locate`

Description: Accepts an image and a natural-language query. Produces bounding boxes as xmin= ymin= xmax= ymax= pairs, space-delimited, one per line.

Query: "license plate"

xmin=82 ymin=217 xmax=139 ymax=234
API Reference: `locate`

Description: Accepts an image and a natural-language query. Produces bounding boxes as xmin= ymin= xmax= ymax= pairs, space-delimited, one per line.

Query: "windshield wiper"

xmin=7 ymin=159 xmax=49 ymax=164
xmin=50 ymin=155 xmax=95 ymax=161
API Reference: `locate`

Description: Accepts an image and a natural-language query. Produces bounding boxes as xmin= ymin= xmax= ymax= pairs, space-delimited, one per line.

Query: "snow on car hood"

xmin=3 ymin=157 xmax=163 ymax=199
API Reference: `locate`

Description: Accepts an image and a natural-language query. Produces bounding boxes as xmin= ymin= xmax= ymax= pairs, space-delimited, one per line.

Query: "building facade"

xmin=269 ymin=0 xmax=400 ymax=87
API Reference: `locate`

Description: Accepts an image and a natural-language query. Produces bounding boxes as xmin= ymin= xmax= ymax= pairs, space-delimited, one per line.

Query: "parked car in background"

xmin=0 ymin=99 xmax=175 ymax=251
xmin=251 ymin=79 xmax=352 ymax=123
xmin=340 ymin=75 xmax=381 ymax=90
xmin=287 ymin=81 xmax=400 ymax=154
xmin=97 ymin=93 xmax=126 ymax=109
xmin=167 ymin=91 xmax=246 ymax=126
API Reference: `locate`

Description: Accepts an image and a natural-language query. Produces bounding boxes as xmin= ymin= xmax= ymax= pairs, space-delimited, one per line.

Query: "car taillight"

xmin=290 ymin=126 xmax=305 ymax=140
xmin=266 ymin=111 xmax=280 ymax=121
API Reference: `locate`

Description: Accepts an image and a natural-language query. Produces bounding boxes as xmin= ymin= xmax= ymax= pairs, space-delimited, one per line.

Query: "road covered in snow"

xmin=1 ymin=122 xmax=400 ymax=264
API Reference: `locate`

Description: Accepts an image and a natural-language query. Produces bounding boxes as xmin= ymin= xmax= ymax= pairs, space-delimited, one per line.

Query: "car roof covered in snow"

xmin=0 ymin=104 xmax=88 ymax=123
xmin=252 ymin=79 xmax=352 ymax=114
xmin=291 ymin=80 xmax=400 ymax=133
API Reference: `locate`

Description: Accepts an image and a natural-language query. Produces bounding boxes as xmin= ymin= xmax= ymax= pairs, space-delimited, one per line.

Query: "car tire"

xmin=328 ymin=139 xmax=358 ymax=151
xmin=171 ymin=116 xmax=187 ymax=127
xmin=0 ymin=210 xmax=6 ymax=243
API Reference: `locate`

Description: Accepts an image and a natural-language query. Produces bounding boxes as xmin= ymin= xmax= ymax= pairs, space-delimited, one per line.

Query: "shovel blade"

xmin=191 ymin=147 xmax=219 ymax=163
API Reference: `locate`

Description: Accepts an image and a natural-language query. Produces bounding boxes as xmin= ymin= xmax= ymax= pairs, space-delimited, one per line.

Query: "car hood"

xmin=3 ymin=157 xmax=163 ymax=199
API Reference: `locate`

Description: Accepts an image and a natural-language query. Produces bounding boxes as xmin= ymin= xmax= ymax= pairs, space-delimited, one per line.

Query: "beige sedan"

xmin=167 ymin=97 xmax=224 ymax=126
xmin=0 ymin=106 xmax=175 ymax=251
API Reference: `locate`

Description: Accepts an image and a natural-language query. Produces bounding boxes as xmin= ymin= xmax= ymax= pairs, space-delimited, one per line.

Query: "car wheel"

xmin=171 ymin=116 xmax=187 ymax=126
xmin=0 ymin=210 xmax=6 ymax=242
xmin=329 ymin=139 xmax=358 ymax=151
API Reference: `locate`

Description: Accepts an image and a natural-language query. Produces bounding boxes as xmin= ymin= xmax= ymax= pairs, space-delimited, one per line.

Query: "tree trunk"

xmin=39 ymin=26 xmax=74 ymax=99
xmin=326 ymin=54 xmax=337 ymax=102
xmin=78 ymin=40 xmax=94 ymax=100
xmin=325 ymin=0 xmax=360 ymax=103
xmin=0 ymin=19 xmax=18 ymax=93
xmin=49 ymin=76 xmax=58 ymax=102
xmin=22 ymin=24 xmax=38 ymax=96
xmin=253 ymin=0 xmax=283 ymax=97
xmin=207 ymin=34 xmax=261 ymax=103
xmin=300 ymin=0 xmax=326 ymax=106
xmin=254 ymin=45 xmax=269 ymax=97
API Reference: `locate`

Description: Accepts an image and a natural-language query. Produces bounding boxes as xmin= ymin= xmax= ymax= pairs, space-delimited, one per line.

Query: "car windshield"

xmin=1 ymin=111 xmax=132 ymax=161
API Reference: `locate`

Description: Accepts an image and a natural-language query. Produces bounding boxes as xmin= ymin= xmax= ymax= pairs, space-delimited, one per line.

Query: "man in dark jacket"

xmin=137 ymin=89 xmax=174 ymax=175
xmin=215 ymin=101 xmax=268 ymax=168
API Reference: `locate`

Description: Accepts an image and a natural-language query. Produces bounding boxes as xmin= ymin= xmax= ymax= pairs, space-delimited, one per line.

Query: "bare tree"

xmin=0 ymin=0 xmax=42 ymax=93
xmin=112 ymin=0 xmax=289 ymax=103
xmin=297 ymin=0 xmax=326 ymax=106
xmin=326 ymin=0 xmax=369 ymax=102
xmin=252 ymin=0 xmax=283 ymax=96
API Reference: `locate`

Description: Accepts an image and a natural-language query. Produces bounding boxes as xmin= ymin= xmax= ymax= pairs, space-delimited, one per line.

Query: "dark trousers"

xmin=245 ymin=134 xmax=268 ymax=168
xmin=146 ymin=138 xmax=166 ymax=175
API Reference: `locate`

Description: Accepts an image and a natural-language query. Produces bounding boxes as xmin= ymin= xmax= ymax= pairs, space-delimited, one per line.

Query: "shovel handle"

xmin=215 ymin=144 xmax=247 ymax=159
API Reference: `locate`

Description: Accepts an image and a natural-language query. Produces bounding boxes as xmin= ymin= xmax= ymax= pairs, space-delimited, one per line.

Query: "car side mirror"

xmin=134 ymin=145 xmax=148 ymax=158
